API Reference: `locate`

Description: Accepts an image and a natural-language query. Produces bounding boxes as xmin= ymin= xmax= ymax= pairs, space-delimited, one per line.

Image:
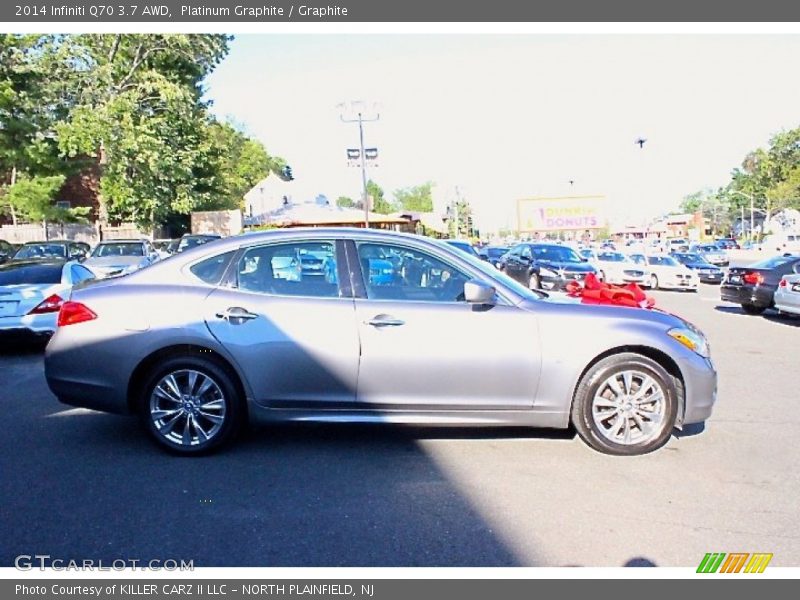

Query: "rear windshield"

xmin=751 ymin=256 xmax=796 ymax=270
xmin=13 ymin=243 xmax=67 ymax=260
xmin=0 ymin=263 xmax=63 ymax=285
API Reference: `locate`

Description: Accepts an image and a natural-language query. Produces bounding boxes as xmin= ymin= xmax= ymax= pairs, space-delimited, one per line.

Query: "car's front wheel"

xmin=571 ymin=353 xmax=679 ymax=456
xmin=139 ymin=356 xmax=245 ymax=455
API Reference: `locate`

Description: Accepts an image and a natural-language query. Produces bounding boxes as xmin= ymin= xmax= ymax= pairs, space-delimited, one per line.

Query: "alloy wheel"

xmin=591 ymin=369 xmax=666 ymax=446
xmin=149 ymin=369 xmax=227 ymax=448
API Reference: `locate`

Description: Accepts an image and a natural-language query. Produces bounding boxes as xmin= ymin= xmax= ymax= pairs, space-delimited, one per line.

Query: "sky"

xmin=205 ymin=34 xmax=800 ymax=233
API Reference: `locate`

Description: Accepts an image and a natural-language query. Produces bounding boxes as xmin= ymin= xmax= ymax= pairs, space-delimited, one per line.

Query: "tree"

xmin=55 ymin=34 xmax=234 ymax=227
xmin=366 ymin=180 xmax=393 ymax=214
xmin=205 ymin=120 xmax=280 ymax=211
xmin=394 ymin=182 xmax=434 ymax=212
xmin=680 ymin=188 xmax=732 ymax=236
xmin=336 ymin=196 xmax=355 ymax=208
xmin=4 ymin=174 xmax=89 ymax=224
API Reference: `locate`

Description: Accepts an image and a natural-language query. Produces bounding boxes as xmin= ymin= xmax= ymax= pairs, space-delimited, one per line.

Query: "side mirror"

xmin=580 ymin=257 xmax=588 ymax=262
xmin=464 ymin=279 xmax=496 ymax=305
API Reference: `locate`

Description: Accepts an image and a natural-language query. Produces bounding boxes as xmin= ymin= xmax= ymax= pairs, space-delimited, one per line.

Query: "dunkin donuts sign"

xmin=517 ymin=196 xmax=607 ymax=232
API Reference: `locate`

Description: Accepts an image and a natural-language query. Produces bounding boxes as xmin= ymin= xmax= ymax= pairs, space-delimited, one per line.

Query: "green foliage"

xmin=336 ymin=196 xmax=355 ymax=208
xmin=394 ymin=182 xmax=434 ymax=212
xmin=3 ymin=174 xmax=88 ymax=223
xmin=367 ymin=180 xmax=393 ymax=214
xmin=726 ymin=127 xmax=800 ymax=215
xmin=0 ymin=34 xmax=285 ymax=229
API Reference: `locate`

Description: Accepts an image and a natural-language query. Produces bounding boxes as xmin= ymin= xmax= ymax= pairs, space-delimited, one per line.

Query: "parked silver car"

xmin=0 ymin=260 xmax=95 ymax=341
xmin=45 ymin=229 xmax=717 ymax=456
xmin=83 ymin=239 xmax=161 ymax=278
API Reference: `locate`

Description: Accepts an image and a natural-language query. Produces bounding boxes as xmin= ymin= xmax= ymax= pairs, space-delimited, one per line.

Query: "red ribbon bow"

xmin=565 ymin=273 xmax=655 ymax=309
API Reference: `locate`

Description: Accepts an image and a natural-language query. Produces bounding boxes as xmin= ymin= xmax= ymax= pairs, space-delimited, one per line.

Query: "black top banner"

xmin=4 ymin=0 xmax=800 ymax=23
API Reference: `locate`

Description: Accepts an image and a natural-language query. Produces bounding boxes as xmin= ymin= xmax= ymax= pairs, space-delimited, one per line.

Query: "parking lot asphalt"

xmin=1 ymin=282 xmax=798 ymax=568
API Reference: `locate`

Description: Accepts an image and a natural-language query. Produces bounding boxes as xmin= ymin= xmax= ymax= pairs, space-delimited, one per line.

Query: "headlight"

xmin=539 ymin=267 xmax=558 ymax=277
xmin=667 ymin=327 xmax=710 ymax=358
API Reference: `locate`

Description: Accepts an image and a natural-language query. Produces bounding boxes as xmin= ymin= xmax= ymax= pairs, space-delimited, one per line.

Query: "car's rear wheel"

xmin=741 ymin=303 xmax=766 ymax=315
xmin=139 ymin=356 xmax=244 ymax=455
xmin=650 ymin=274 xmax=659 ymax=290
xmin=571 ymin=353 xmax=679 ymax=456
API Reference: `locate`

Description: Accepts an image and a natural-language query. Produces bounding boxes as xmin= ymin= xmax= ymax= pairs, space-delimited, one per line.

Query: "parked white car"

xmin=644 ymin=254 xmax=698 ymax=291
xmin=0 ymin=259 xmax=96 ymax=340
xmin=83 ymin=239 xmax=160 ymax=279
xmin=774 ymin=265 xmax=800 ymax=316
xmin=579 ymin=249 xmax=648 ymax=285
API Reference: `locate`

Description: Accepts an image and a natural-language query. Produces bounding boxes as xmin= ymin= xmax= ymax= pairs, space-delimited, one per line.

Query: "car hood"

xmin=84 ymin=256 xmax=144 ymax=268
xmin=523 ymin=293 xmax=690 ymax=329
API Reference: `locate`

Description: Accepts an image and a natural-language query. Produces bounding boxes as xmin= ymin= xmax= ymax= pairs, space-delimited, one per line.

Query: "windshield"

xmin=531 ymin=245 xmax=582 ymax=263
xmin=628 ymin=254 xmax=646 ymax=265
xmin=92 ymin=242 xmax=144 ymax=257
xmin=597 ymin=251 xmax=627 ymax=262
xmin=648 ymin=256 xmax=679 ymax=266
xmin=486 ymin=247 xmax=509 ymax=258
xmin=445 ymin=240 xmax=479 ymax=257
xmin=13 ymin=243 xmax=67 ymax=260
xmin=673 ymin=253 xmax=707 ymax=264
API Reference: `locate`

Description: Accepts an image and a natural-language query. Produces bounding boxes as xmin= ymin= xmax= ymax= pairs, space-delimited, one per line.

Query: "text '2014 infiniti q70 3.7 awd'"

xmin=45 ymin=229 xmax=717 ymax=456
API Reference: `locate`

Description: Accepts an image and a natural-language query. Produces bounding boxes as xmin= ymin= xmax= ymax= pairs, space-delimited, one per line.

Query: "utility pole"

xmin=339 ymin=101 xmax=380 ymax=228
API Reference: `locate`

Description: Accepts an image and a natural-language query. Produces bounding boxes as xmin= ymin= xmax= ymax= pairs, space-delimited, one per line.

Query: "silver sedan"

xmin=45 ymin=228 xmax=717 ymax=456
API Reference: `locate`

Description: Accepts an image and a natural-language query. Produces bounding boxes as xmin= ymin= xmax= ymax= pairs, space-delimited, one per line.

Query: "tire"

xmin=571 ymin=353 xmax=679 ymax=456
xmin=650 ymin=274 xmax=659 ymax=290
xmin=139 ymin=355 xmax=245 ymax=455
xmin=741 ymin=303 xmax=766 ymax=315
xmin=528 ymin=272 xmax=540 ymax=290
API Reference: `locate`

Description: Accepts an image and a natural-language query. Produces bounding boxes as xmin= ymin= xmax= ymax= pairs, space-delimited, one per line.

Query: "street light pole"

xmin=340 ymin=102 xmax=380 ymax=228
xmin=729 ymin=191 xmax=756 ymax=242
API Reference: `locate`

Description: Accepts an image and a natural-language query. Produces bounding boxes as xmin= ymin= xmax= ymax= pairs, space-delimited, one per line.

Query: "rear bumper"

xmin=696 ymin=272 xmax=724 ymax=283
xmin=720 ymin=283 xmax=774 ymax=307
xmin=774 ymin=289 xmax=800 ymax=315
xmin=0 ymin=313 xmax=57 ymax=336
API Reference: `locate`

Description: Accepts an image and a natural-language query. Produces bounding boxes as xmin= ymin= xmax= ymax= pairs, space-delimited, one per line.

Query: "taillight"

xmin=57 ymin=301 xmax=97 ymax=327
xmin=28 ymin=294 xmax=64 ymax=315
xmin=743 ymin=272 xmax=764 ymax=285
xmin=779 ymin=278 xmax=787 ymax=288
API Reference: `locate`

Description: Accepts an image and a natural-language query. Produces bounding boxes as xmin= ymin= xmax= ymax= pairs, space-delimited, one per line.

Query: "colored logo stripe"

xmin=720 ymin=553 xmax=749 ymax=573
xmin=744 ymin=553 xmax=773 ymax=573
xmin=697 ymin=553 xmax=726 ymax=573
xmin=697 ymin=552 xmax=773 ymax=573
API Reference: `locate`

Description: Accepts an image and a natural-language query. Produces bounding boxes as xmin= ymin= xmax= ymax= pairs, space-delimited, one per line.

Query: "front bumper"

xmin=540 ymin=272 xmax=592 ymax=291
xmin=679 ymin=353 xmax=718 ymax=425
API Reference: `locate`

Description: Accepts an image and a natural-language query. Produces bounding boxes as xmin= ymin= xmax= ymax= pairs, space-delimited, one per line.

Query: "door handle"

xmin=216 ymin=307 xmax=258 ymax=322
xmin=366 ymin=315 xmax=405 ymax=327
